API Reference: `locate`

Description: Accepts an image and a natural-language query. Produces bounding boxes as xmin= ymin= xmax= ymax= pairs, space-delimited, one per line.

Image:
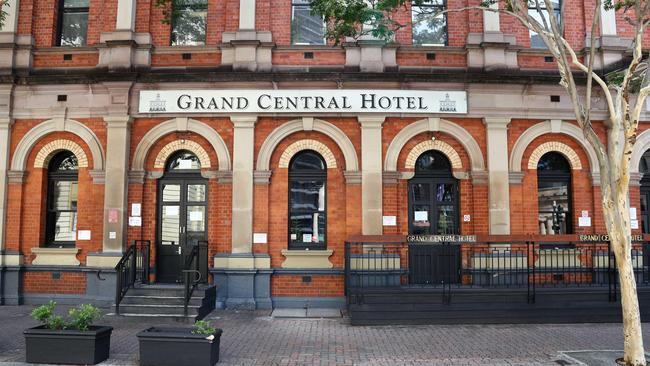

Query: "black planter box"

xmin=137 ymin=327 xmax=222 ymax=366
xmin=24 ymin=325 xmax=113 ymax=365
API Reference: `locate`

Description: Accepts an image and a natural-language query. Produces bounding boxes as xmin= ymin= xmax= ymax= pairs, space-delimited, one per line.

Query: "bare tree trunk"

xmin=615 ymin=238 xmax=646 ymax=366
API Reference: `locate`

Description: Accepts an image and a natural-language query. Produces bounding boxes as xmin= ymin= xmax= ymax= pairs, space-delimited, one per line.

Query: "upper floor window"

xmin=171 ymin=0 xmax=208 ymax=46
xmin=288 ymin=150 xmax=327 ymax=250
xmin=45 ymin=151 xmax=79 ymax=247
xmin=528 ymin=0 xmax=561 ymax=48
xmin=291 ymin=0 xmax=325 ymax=45
xmin=412 ymin=0 xmax=447 ymax=46
xmin=57 ymin=0 xmax=89 ymax=46
xmin=537 ymin=152 xmax=571 ymax=235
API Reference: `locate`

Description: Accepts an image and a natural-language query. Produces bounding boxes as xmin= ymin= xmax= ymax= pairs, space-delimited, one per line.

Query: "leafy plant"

xmin=192 ymin=320 xmax=216 ymax=335
xmin=68 ymin=304 xmax=102 ymax=331
xmin=47 ymin=315 xmax=67 ymax=330
xmin=31 ymin=300 xmax=56 ymax=323
xmin=31 ymin=301 xmax=102 ymax=331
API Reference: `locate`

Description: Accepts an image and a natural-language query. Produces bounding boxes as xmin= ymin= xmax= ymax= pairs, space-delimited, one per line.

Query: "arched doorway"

xmin=408 ymin=150 xmax=459 ymax=235
xmin=640 ymin=150 xmax=650 ymax=233
xmin=157 ymin=150 xmax=208 ymax=283
xmin=537 ymin=152 xmax=572 ymax=235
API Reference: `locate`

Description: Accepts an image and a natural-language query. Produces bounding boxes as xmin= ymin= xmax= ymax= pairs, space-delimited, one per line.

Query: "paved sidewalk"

xmin=0 ymin=305 xmax=648 ymax=365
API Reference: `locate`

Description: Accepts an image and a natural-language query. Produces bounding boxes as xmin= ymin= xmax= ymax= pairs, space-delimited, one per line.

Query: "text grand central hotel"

xmin=0 ymin=0 xmax=649 ymax=316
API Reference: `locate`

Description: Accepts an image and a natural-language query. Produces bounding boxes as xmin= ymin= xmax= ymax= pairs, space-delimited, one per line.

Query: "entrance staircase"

xmin=109 ymin=240 xmax=214 ymax=322
xmin=108 ymin=284 xmax=216 ymax=322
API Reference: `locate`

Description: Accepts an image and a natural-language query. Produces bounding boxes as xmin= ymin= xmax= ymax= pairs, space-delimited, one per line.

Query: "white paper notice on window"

xmin=189 ymin=211 xmax=203 ymax=221
xmin=578 ymin=216 xmax=591 ymax=227
xmin=631 ymin=207 xmax=637 ymax=220
xmin=253 ymin=233 xmax=268 ymax=244
xmin=302 ymin=234 xmax=312 ymax=243
xmin=414 ymin=211 xmax=428 ymax=221
xmin=77 ymin=230 xmax=91 ymax=240
xmin=632 ymin=220 xmax=639 ymax=229
xmin=128 ymin=216 xmax=142 ymax=227
xmin=131 ymin=203 xmax=141 ymax=217
xmin=165 ymin=206 xmax=179 ymax=216
xmin=179 ymin=159 xmax=192 ymax=169
xmin=382 ymin=216 xmax=396 ymax=226
xmin=291 ymin=234 xmax=297 ymax=240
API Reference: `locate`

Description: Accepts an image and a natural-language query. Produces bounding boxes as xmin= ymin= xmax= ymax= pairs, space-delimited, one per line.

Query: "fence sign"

xmin=578 ymin=234 xmax=644 ymax=242
xmin=406 ymin=235 xmax=477 ymax=243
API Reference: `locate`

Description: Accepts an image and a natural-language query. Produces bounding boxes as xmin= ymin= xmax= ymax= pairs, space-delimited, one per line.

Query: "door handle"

xmin=177 ymin=246 xmax=182 ymax=255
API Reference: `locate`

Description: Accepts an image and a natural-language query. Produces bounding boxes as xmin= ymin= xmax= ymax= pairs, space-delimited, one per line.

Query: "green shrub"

xmin=192 ymin=320 xmax=216 ymax=335
xmin=31 ymin=300 xmax=56 ymax=324
xmin=47 ymin=315 xmax=66 ymax=330
xmin=68 ymin=304 xmax=102 ymax=331
xmin=31 ymin=301 xmax=102 ymax=331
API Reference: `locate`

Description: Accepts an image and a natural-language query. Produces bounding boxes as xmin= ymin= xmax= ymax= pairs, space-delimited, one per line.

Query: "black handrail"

xmin=114 ymin=240 xmax=150 ymax=315
xmin=183 ymin=240 xmax=208 ymax=316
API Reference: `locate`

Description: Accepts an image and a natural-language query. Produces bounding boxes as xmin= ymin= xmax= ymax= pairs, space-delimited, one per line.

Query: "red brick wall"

xmin=23 ymin=272 xmax=86 ymax=294
xmin=271 ymin=275 xmax=343 ymax=297
xmin=33 ymin=53 xmax=99 ymax=68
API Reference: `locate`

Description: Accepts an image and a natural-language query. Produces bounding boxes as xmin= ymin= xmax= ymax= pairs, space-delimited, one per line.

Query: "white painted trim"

xmin=278 ymin=139 xmax=337 ymax=168
xmin=0 ymin=0 xmax=19 ymax=33
xmin=131 ymin=117 xmax=231 ymax=171
xmin=153 ymin=140 xmax=211 ymax=169
xmin=526 ymin=142 xmax=583 ymax=170
xmin=384 ymin=118 xmax=485 ymax=173
xmin=630 ymin=128 xmax=650 ymax=174
xmin=256 ymin=118 xmax=359 ymax=171
xmin=11 ymin=118 xmax=104 ymax=171
xmin=404 ymin=140 xmax=463 ymax=170
xmin=33 ymin=140 xmax=89 ymax=168
xmin=509 ymin=120 xmax=599 ymax=174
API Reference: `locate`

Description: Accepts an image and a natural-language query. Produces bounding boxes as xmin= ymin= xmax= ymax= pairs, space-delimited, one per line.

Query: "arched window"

xmin=45 ymin=151 xmax=79 ymax=247
xmin=288 ymin=150 xmax=326 ymax=250
xmin=537 ymin=152 xmax=572 ymax=235
xmin=408 ymin=150 xmax=458 ymax=235
xmin=639 ymin=150 xmax=650 ymax=233
xmin=165 ymin=150 xmax=201 ymax=171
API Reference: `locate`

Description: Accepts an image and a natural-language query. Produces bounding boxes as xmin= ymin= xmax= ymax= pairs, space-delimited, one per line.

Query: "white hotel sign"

xmin=139 ymin=90 xmax=467 ymax=114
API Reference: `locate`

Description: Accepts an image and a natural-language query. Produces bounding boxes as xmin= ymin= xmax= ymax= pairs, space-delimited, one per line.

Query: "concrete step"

xmin=105 ymin=312 xmax=198 ymax=323
xmin=120 ymin=295 xmax=205 ymax=306
xmin=112 ymin=304 xmax=202 ymax=316
xmin=127 ymin=287 xmax=210 ymax=298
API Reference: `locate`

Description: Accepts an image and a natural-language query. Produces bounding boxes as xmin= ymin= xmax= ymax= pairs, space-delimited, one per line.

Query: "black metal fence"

xmin=344 ymin=240 xmax=650 ymax=303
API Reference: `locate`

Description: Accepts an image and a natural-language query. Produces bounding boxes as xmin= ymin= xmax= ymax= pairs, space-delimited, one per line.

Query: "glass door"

xmin=157 ymin=180 xmax=208 ymax=283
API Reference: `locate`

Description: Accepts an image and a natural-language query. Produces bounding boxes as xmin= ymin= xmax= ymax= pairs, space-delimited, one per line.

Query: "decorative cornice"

xmin=201 ymin=170 xmax=219 ymax=180
xmin=509 ymin=171 xmax=525 ymax=185
xmin=382 ymin=171 xmax=401 ymax=185
xmin=253 ymin=170 xmax=272 ymax=185
xmin=471 ymin=170 xmax=489 ymax=185
xmin=7 ymin=170 xmax=26 ymax=184
xmin=215 ymin=170 xmax=233 ymax=184
xmin=128 ymin=170 xmax=146 ymax=184
xmin=88 ymin=169 xmax=105 ymax=184
xmin=343 ymin=170 xmax=362 ymax=185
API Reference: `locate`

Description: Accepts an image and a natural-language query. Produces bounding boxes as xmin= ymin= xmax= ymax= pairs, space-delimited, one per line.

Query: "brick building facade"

xmin=0 ymin=0 xmax=648 ymax=309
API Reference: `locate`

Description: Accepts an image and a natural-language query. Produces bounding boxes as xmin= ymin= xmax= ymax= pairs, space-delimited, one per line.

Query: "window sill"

xmin=281 ymin=249 xmax=333 ymax=269
xmin=31 ymin=247 xmax=80 ymax=266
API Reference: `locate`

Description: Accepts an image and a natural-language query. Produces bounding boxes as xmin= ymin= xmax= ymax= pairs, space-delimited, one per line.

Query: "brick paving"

xmin=1 ymin=305 xmax=649 ymax=365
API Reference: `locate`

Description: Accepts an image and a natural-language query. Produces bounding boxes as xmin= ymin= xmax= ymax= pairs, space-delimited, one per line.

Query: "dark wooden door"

xmin=408 ymin=178 xmax=459 ymax=235
xmin=157 ymin=179 xmax=208 ymax=283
